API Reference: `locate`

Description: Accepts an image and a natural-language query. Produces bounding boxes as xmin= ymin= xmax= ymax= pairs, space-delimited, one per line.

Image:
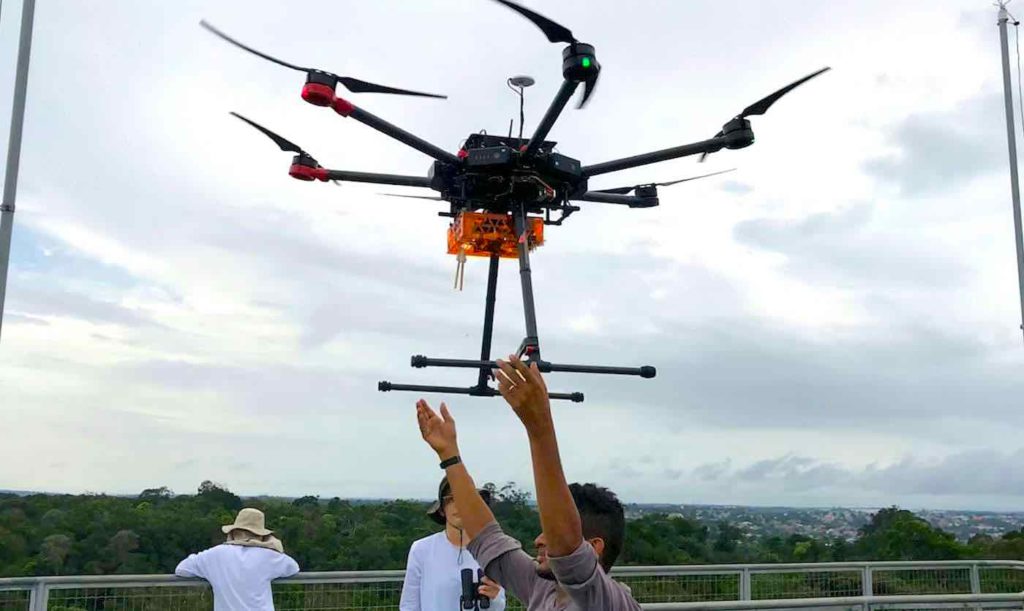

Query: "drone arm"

xmin=325 ymin=98 xmax=460 ymax=166
xmin=523 ymin=79 xmax=580 ymax=158
xmin=325 ymin=169 xmax=432 ymax=188
xmin=571 ymin=191 xmax=658 ymax=208
xmin=582 ymin=135 xmax=729 ymax=177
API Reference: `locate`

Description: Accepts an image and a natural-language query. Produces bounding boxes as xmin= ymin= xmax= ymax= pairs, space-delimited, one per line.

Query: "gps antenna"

xmin=508 ymin=75 xmax=535 ymax=140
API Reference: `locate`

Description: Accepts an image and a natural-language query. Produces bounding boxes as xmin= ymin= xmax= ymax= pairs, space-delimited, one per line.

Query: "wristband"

xmin=440 ymin=455 xmax=461 ymax=469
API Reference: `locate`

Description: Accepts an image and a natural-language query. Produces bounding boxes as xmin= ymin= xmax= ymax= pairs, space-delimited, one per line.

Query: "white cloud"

xmin=0 ymin=0 xmax=1022 ymax=509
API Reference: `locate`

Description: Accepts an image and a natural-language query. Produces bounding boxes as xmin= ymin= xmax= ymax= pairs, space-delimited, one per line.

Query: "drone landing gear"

xmin=378 ymin=204 xmax=656 ymax=403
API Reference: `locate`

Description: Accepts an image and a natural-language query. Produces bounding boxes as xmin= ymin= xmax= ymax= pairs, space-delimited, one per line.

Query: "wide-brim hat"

xmin=221 ymin=507 xmax=273 ymax=536
xmin=426 ymin=476 xmax=492 ymax=525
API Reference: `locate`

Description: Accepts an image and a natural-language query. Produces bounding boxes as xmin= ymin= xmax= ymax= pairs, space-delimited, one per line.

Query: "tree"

xmin=292 ymin=496 xmax=320 ymax=508
xmin=713 ymin=521 xmax=742 ymax=555
xmin=853 ymin=507 xmax=965 ymax=561
xmin=39 ymin=534 xmax=73 ymax=574
xmin=138 ymin=487 xmax=174 ymax=501
xmin=196 ymin=481 xmax=242 ymax=511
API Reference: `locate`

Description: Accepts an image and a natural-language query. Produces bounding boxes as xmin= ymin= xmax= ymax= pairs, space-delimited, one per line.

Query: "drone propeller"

xmin=229 ymin=112 xmax=334 ymax=182
xmin=200 ymin=21 xmax=447 ymax=99
xmin=230 ymin=112 xmax=309 ymax=156
xmin=492 ymin=0 xmax=600 ymax=108
xmin=595 ymin=168 xmax=737 ymax=195
xmin=699 ymin=67 xmax=830 ymax=162
xmin=494 ymin=0 xmax=575 ymax=43
xmin=378 ymin=193 xmax=446 ymax=201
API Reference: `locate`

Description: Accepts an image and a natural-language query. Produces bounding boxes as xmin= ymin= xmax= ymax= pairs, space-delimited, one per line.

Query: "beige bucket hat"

xmin=221 ymin=508 xmax=273 ymax=537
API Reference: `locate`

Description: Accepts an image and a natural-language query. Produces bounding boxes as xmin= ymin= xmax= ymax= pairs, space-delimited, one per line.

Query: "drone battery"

xmin=544 ymin=153 xmax=582 ymax=179
xmin=466 ymin=146 xmax=515 ymax=168
xmin=447 ymin=212 xmax=544 ymax=259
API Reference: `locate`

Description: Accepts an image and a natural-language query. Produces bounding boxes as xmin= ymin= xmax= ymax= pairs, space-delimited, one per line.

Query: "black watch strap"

xmin=440 ymin=455 xmax=461 ymax=469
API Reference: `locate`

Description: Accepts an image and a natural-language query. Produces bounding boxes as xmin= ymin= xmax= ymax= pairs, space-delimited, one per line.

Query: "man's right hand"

xmin=416 ymin=399 xmax=459 ymax=460
xmin=494 ymin=355 xmax=553 ymax=437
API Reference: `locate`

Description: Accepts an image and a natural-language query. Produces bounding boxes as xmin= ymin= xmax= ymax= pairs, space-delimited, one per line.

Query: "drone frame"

xmin=208 ymin=0 xmax=829 ymax=403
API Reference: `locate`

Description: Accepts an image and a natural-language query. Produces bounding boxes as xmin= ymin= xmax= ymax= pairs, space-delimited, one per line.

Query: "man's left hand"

xmin=479 ymin=575 xmax=502 ymax=600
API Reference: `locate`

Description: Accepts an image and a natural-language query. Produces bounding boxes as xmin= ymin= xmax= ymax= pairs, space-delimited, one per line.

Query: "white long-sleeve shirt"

xmin=175 ymin=544 xmax=300 ymax=611
xmin=400 ymin=531 xmax=507 ymax=611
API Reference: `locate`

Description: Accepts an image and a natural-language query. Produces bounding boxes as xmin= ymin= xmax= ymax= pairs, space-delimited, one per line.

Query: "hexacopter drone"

xmin=202 ymin=0 xmax=829 ymax=403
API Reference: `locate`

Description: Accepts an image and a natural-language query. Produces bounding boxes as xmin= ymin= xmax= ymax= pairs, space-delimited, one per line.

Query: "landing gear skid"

xmin=378 ymin=203 xmax=655 ymax=403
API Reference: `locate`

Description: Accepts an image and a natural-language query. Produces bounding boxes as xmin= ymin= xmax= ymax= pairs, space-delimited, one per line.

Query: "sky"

xmin=1 ymin=0 xmax=1023 ymax=511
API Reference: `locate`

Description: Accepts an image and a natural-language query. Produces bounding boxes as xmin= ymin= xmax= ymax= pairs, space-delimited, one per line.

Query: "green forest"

xmin=4 ymin=481 xmax=1024 ymax=578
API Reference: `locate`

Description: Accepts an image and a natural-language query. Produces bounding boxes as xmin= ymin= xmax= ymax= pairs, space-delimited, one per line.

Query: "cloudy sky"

xmin=1 ymin=0 xmax=1023 ymax=510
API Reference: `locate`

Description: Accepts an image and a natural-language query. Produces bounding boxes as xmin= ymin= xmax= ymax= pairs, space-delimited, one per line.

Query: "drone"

xmin=202 ymin=0 xmax=829 ymax=403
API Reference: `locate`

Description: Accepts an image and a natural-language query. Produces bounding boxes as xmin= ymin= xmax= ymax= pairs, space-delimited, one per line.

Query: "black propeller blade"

xmin=578 ymin=74 xmax=599 ymax=109
xmin=595 ymin=168 xmax=737 ymax=195
xmin=699 ymin=67 xmax=830 ymax=162
xmin=492 ymin=0 xmax=600 ymax=108
xmin=378 ymin=193 xmax=446 ymax=202
xmin=739 ymin=67 xmax=831 ymax=118
xmin=200 ymin=21 xmax=447 ymax=99
xmin=493 ymin=0 xmax=575 ymax=44
xmin=230 ymin=112 xmax=309 ymax=156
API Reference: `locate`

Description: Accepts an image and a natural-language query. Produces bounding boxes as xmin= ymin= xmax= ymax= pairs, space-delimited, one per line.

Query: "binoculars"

xmin=460 ymin=568 xmax=490 ymax=610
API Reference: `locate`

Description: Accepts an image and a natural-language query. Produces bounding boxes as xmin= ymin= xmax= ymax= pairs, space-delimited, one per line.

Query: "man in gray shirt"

xmin=416 ymin=354 xmax=641 ymax=611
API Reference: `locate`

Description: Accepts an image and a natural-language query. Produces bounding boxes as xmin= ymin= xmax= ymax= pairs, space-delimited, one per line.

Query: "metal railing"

xmin=1 ymin=560 xmax=1022 ymax=610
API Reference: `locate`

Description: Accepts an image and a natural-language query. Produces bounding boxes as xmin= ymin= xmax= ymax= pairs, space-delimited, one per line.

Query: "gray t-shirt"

xmin=467 ymin=521 xmax=641 ymax=611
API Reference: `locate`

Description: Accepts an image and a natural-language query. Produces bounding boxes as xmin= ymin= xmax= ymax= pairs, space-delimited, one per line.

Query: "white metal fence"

xmin=1 ymin=560 xmax=1022 ymax=610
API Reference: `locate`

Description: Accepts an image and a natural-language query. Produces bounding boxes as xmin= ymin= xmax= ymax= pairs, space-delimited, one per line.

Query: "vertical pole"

xmin=513 ymin=203 xmax=541 ymax=359
xmin=997 ymin=3 xmax=1024 ymax=343
xmin=740 ymin=569 xmax=751 ymax=601
xmin=475 ymin=254 xmax=500 ymax=388
xmin=0 ymin=0 xmax=37 ymax=343
xmin=862 ymin=565 xmax=873 ymax=597
xmin=969 ymin=563 xmax=983 ymax=611
xmin=30 ymin=582 xmax=48 ymax=611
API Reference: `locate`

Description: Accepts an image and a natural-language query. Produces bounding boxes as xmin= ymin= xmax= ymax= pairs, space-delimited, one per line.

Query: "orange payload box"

xmin=447 ymin=212 xmax=544 ymax=259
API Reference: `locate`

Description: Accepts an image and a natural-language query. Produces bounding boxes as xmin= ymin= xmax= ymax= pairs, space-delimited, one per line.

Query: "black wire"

xmin=519 ymin=86 xmax=525 ymax=140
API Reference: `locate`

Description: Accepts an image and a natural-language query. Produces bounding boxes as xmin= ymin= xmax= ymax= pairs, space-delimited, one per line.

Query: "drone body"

xmin=204 ymin=0 xmax=829 ymax=403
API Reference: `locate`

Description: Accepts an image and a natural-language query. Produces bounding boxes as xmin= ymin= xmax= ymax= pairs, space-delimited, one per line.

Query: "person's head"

xmin=426 ymin=476 xmax=492 ymax=531
xmin=533 ymin=483 xmax=625 ymax=579
xmin=443 ymin=488 xmax=462 ymax=530
xmin=221 ymin=508 xmax=272 ymax=540
xmin=228 ymin=528 xmax=257 ymax=541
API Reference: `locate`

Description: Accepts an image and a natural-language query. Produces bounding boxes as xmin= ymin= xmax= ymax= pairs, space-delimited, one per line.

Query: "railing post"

xmin=30 ymin=582 xmax=48 ymax=611
xmin=863 ymin=565 xmax=873 ymax=597
xmin=969 ymin=563 xmax=984 ymax=611
xmin=740 ymin=568 xmax=751 ymax=601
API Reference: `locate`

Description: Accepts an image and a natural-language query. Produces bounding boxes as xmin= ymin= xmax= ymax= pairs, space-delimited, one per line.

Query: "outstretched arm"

xmin=415 ymin=400 xmax=540 ymax=602
xmin=494 ymin=356 xmax=582 ymax=558
xmin=415 ymin=400 xmax=495 ymax=538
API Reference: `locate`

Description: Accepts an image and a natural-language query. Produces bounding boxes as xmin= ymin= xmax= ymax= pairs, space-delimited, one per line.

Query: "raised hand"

xmin=493 ymin=354 xmax=553 ymax=435
xmin=415 ymin=399 xmax=459 ymax=459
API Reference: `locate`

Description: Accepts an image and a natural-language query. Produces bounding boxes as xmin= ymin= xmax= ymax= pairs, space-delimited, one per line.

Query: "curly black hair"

xmin=569 ymin=482 xmax=625 ymax=572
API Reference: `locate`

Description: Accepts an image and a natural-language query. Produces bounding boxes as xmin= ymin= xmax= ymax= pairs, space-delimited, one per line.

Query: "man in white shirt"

xmin=175 ymin=507 xmax=300 ymax=611
xmin=400 ymin=477 xmax=506 ymax=611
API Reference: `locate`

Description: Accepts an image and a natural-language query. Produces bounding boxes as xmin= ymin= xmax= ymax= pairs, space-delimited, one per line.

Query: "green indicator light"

xmin=582 ymin=57 xmax=591 ymax=68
